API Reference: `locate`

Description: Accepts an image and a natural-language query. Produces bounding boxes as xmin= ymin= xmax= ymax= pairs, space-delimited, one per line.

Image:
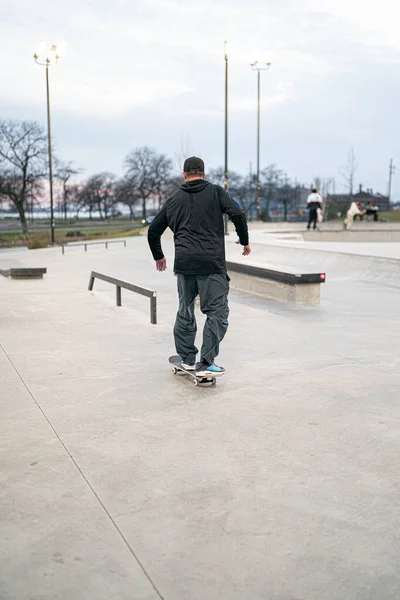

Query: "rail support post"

xmin=151 ymin=292 xmax=157 ymax=324
xmin=116 ymin=286 xmax=122 ymax=306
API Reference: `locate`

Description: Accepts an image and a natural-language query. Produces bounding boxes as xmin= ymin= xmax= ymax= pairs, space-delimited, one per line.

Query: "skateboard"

xmin=168 ymin=355 xmax=224 ymax=386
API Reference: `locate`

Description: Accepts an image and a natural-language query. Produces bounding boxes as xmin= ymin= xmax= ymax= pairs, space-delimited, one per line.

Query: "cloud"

xmin=1 ymin=0 xmax=399 ymax=197
xmin=300 ymin=0 xmax=400 ymax=51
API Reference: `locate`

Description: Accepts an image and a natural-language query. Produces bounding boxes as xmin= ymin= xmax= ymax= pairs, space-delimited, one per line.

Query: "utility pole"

xmin=388 ymin=158 xmax=396 ymax=206
xmin=256 ymin=70 xmax=261 ymax=219
xmin=34 ymin=40 xmax=65 ymax=244
xmin=249 ymin=60 xmax=271 ymax=221
xmin=249 ymin=161 xmax=253 ymax=220
xmin=224 ymin=41 xmax=229 ymax=235
xmin=45 ymin=63 xmax=55 ymax=244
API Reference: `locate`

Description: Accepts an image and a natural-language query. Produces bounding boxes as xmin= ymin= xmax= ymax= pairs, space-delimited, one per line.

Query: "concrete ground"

xmin=1 ymin=230 xmax=400 ymax=600
xmin=247 ymin=224 xmax=400 ymax=260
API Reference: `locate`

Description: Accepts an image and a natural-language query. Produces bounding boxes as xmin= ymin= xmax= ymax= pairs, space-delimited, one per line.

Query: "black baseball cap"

xmin=183 ymin=156 xmax=205 ymax=172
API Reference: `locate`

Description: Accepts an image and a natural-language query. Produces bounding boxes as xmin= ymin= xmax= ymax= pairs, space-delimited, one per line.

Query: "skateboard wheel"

xmin=193 ymin=378 xmax=199 ymax=386
xmin=172 ymin=367 xmax=177 ymax=374
xmin=212 ymin=378 xmax=216 ymax=385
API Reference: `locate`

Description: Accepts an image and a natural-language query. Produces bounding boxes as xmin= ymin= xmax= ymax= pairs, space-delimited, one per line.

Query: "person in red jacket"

xmin=148 ymin=156 xmax=251 ymax=376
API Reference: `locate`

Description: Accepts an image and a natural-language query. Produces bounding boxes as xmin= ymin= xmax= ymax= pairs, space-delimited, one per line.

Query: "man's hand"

xmin=235 ymin=238 xmax=251 ymax=256
xmin=156 ymin=257 xmax=167 ymax=272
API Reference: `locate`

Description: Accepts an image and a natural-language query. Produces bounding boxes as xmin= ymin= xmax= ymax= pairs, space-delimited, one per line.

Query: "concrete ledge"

xmin=228 ymin=271 xmax=321 ymax=304
xmin=226 ymin=261 xmax=325 ymax=285
xmin=303 ymin=229 xmax=400 ymax=242
xmin=226 ymin=262 xmax=325 ymax=304
xmin=0 ymin=267 xmax=47 ymax=279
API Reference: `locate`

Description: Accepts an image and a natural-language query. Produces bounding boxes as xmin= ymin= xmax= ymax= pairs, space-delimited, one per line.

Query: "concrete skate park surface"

xmin=247 ymin=222 xmax=400 ymax=263
xmin=250 ymin=220 xmax=400 ymax=244
xmin=250 ymin=222 xmax=400 ymax=244
xmin=1 ymin=228 xmax=400 ymax=600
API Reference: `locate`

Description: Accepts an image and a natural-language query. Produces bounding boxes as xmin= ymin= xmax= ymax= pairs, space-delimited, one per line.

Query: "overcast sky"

xmin=1 ymin=0 xmax=399 ymax=198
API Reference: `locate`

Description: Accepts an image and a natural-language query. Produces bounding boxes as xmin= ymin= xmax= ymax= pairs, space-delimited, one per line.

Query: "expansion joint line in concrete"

xmin=304 ymin=340 xmax=396 ymax=377
xmin=1 ymin=342 xmax=166 ymax=600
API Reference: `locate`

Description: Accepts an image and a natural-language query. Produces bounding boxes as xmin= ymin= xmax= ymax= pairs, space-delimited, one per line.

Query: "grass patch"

xmin=0 ymin=226 xmax=142 ymax=249
xmin=379 ymin=211 xmax=400 ymax=222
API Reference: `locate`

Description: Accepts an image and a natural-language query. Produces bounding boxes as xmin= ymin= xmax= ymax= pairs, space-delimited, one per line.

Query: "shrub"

xmin=28 ymin=238 xmax=48 ymax=250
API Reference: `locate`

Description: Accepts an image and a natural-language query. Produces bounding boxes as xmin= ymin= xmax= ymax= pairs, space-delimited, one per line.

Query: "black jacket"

xmin=148 ymin=179 xmax=249 ymax=275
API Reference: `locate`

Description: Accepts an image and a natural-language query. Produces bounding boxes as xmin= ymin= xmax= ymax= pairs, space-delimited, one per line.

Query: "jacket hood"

xmin=180 ymin=179 xmax=210 ymax=194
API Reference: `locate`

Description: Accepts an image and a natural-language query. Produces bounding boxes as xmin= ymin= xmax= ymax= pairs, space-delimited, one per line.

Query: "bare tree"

xmin=55 ymin=161 xmax=81 ymax=220
xmin=114 ymin=176 xmax=140 ymax=219
xmin=0 ymin=193 xmax=7 ymax=212
xmin=69 ymin=184 xmax=87 ymax=219
xmin=259 ymin=164 xmax=283 ymax=220
xmin=80 ymin=172 xmax=116 ymax=220
xmin=74 ymin=184 xmax=95 ymax=220
xmin=0 ymin=120 xmax=47 ymax=232
xmin=123 ymin=146 xmax=172 ymax=219
xmin=162 ymin=175 xmax=182 ymax=203
xmin=207 ymin=167 xmax=224 ymax=186
xmin=275 ymin=176 xmax=293 ymax=221
xmin=341 ymin=147 xmax=357 ymax=196
xmin=227 ymin=172 xmax=254 ymax=214
xmin=174 ymin=133 xmax=192 ymax=172
xmin=154 ymin=153 xmax=174 ymax=210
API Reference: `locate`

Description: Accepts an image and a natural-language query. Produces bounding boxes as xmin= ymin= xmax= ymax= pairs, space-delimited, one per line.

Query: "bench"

xmin=226 ymin=261 xmax=326 ymax=304
xmin=0 ymin=267 xmax=47 ymax=279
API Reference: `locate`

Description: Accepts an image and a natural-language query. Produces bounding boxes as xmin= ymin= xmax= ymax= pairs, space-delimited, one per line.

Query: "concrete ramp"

xmin=303 ymin=229 xmax=400 ymax=242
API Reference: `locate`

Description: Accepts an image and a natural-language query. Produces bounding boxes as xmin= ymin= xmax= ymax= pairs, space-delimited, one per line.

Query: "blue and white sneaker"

xmin=181 ymin=361 xmax=196 ymax=371
xmin=195 ymin=362 xmax=225 ymax=377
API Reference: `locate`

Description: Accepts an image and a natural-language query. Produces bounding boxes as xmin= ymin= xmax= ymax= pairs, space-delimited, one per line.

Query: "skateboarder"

xmin=344 ymin=201 xmax=365 ymax=229
xmin=306 ymin=188 xmax=323 ymax=230
xmin=148 ymin=156 xmax=251 ymax=377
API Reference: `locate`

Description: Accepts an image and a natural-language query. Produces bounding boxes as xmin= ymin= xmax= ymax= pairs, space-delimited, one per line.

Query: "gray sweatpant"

xmin=174 ymin=273 xmax=230 ymax=365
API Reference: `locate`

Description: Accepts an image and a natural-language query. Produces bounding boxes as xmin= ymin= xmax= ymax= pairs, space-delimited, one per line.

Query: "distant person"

xmin=354 ymin=202 xmax=366 ymax=221
xmin=306 ymin=188 xmax=323 ymax=230
xmin=147 ymin=156 xmax=251 ymax=377
xmin=344 ymin=201 xmax=365 ymax=229
xmin=366 ymin=201 xmax=379 ymax=222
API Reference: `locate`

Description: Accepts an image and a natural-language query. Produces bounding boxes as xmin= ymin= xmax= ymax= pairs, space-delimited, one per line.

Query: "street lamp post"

xmin=250 ymin=60 xmax=271 ymax=221
xmin=224 ymin=41 xmax=229 ymax=235
xmin=33 ymin=41 xmax=64 ymax=245
xmin=388 ymin=158 xmax=396 ymax=206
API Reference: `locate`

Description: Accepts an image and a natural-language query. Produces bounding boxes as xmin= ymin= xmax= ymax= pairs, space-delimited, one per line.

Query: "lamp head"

xmin=46 ymin=45 xmax=58 ymax=63
xmin=250 ymin=60 xmax=271 ymax=71
xmin=33 ymin=40 xmax=45 ymax=60
xmin=55 ymin=41 xmax=66 ymax=59
xmin=33 ymin=40 xmax=65 ymax=64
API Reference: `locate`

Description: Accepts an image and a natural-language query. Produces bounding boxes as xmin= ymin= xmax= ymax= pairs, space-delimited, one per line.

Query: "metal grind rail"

xmin=62 ymin=240 xmax=126 ymax=254
xmin=88 ymin=271 xmax=157 ymax=324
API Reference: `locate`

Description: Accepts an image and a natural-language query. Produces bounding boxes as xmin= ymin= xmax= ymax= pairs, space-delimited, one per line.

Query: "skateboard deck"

xmin=168 ymin=355 xmax=224 ymax=386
